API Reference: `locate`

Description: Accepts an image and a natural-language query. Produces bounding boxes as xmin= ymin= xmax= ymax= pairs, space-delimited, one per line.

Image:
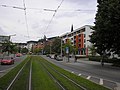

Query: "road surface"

xmin=41 ymin=55 xmax=120 ymax=90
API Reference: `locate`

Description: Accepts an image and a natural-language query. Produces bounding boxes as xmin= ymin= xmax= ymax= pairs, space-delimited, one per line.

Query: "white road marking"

xmin=100 ymin=78 xmax=103 ymax=85
xmin=78 ymin=74 xmax=81 ymax=76
xmin=87 ymin=76 xmax=91 ymax=80
xmin=0 ymin=71 xmax=4 ymax=73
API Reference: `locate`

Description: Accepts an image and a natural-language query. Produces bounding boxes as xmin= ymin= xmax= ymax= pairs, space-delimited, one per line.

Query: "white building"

xmin=60 ymin=25 xmax=93 ymax=56
xmin=27 ymin=41 xmax=37 ymax=52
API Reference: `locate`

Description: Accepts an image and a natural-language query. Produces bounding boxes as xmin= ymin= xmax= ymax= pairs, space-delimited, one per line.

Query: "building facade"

xmin=27 ymin=41 xmax=37 ymax=52
xmin=60 ymin=25 xmax=93 ymax=56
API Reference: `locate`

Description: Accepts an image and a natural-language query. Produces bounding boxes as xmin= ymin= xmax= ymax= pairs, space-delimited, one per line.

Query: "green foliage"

xmin=44 ymin=44 xmax=50 ymax=54
xmin=90 ymin=0 xmax=120 ymax=55
xmin=88 ymin=45 xmax=97 ymax=56
xmin=21 ymin=47 xmax=28 ymax=54
xmin=2 ymin=40 xmax=18 ymax=55
xmin=33 ymin=48 xmax=41 ymax=54
xmin=51 ymin=38 xmax=61 ymax=54
xmin=62 ymin=39 xmax=74 ymax=54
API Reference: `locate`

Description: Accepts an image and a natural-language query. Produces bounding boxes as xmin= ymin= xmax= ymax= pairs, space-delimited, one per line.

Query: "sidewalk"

xmin=62 ymin=57 xmax=120 ymax=72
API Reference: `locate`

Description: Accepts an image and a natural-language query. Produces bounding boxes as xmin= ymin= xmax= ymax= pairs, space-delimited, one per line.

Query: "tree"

xmin=21 ymin=47 xmax=28 ymax=54
xmin=44 ymin=45 xmax=50 ymax=54
xmin=51 ymin=37 xmax=61 ymax=54
xmin=2 ymin=40 xmax=14 ymax=55
xmin=90 ymin=0 xmax=120 ymax=56
xmin=62 ymin=39 xmax=74 ymax=55
xmin=88 ymin=45 xmax=96 ymax=56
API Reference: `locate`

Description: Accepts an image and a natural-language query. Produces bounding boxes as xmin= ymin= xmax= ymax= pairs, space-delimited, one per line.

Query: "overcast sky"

xmin=0 ymin=0 xmax=97 ymax=43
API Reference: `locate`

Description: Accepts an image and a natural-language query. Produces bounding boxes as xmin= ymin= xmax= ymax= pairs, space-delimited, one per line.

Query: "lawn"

xmin=0 ymin=55 xmax=110 ymax=90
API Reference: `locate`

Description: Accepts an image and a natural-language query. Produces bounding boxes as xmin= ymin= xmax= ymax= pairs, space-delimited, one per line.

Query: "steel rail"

xmin=29 ymin=60 xmax=32 ymax=90
xmin=6 ymin=57 xmax=31 ymax=90
xmin=42 ymin=60 xmax=87 ymax=90
xmin=40 ymin=62 xmax=66 ymax=90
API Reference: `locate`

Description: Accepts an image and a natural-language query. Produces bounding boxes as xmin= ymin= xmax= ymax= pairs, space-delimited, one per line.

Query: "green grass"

xmin=43 ymin=64 xmax=82 ymax=90
xmin=9 ymin=58 xmax=31 ymax=90
xmin=0 ymin=56 xmax=110 ymax=90
xmin=0 ymin=56 xmax=30 ymax=90
xmin=31 ymin=56 xmax=60 ymax=90
xmin=38 ymin=56 xmax=110 ymax=90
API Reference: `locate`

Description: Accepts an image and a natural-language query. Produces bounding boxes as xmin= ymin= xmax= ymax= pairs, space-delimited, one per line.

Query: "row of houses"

xmin=0 ymin=25 xmax=93 ymax=55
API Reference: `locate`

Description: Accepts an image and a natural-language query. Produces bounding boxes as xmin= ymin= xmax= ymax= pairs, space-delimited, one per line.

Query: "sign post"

xmin=66 ymin=47 xmax=69 ymax=62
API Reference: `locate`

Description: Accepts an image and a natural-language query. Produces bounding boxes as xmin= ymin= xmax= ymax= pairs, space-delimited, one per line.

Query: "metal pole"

xmin=61 ymin=37 xmax=62 ymax=57
xmin=50 ymin=43 xmax=51 ymax=54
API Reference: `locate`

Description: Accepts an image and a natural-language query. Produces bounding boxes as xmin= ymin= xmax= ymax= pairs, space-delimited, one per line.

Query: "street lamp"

xmin=66 ymin=33 xmax=70 ymax=62
xmin=61 ymin=37 xmax=63 ymax=57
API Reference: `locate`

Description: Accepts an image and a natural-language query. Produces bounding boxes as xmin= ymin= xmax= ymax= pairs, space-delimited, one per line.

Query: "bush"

xmin=89 ymin=56 xmax=120 ymax=67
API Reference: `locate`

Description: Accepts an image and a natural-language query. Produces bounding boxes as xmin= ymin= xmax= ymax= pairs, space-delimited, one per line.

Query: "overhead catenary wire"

xmin=44 ymin=0 xmax=64 ymax=35
xmin=0 ymin=2 xmax=30 ymax=39
xmin=0 ymin=2 xmax=96 ymax=39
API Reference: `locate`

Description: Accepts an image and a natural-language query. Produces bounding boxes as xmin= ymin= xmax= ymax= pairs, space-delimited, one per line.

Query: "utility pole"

xmin=50 ymin=42 xmax=51 ymax=55
xmin=61 ymin=37 xmax=63 ymax=57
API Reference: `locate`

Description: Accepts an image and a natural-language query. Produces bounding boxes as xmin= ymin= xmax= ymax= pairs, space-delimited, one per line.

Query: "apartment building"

xmin=60 ymin=25 xmax=93 ymax=56
xmin=27 ymin=41 xmax=37 ymax=52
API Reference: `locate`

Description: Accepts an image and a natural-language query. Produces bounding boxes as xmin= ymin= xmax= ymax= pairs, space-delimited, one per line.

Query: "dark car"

xmin=1 ymin=57 xmax=14 ymax=65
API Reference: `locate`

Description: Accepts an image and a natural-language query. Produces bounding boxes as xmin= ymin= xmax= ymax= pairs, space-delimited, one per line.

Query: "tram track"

xmin=0 ymin=56 xmax=110 ymax=90
xmin=6 ymin=56 xmax=31 ymax=90
xmin=40 ymin=58 xmax=87 ymax=90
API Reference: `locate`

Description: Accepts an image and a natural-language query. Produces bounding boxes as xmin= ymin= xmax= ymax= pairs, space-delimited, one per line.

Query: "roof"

xmin=60 ymin=25 xmax=93 ymax=37
xmin=27 ymin=41 xmax=38 ymax=43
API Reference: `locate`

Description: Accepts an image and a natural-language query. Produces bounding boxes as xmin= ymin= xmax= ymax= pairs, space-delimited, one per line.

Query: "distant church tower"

xmin=71 ymin=24 xmax=73 ymax=32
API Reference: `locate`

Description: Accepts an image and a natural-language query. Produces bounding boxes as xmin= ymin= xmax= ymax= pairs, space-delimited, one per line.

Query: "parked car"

xmin=55 ymin=55 xmax=63 ymax=61
xmin=16 ymin=53 xmax=22 ymax=57
xmin=50 ymin=54 xmax=55 ymax=59
xmin=1 ymin=57 xmax=14 ymax=65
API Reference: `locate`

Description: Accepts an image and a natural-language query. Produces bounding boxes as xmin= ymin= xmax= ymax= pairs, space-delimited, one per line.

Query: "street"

xmin=0 ymin=55 xmax=26 ymax=77
xmin=41 ymin=55 xmax=120 ymax=90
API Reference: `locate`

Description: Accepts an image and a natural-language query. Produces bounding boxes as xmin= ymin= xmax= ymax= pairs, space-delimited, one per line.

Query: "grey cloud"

xmin=66 ymin=0 xmax=96 ymax=5
xmin=0 ymin=26 xmax=7 ymax=35
xmin=55 ymin=12 xmax=77 ymax=18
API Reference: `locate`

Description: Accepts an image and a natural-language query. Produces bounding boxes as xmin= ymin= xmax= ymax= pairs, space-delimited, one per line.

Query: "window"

xmin=84 ymin=34 xmax=86 ymax=38
xmin=80 ymin=28 xmax=85 ymax=32
xmin=84 ymin=39 xmax=86 ymax=43
xmin=84 ymin=44 xmax=86 ymax=48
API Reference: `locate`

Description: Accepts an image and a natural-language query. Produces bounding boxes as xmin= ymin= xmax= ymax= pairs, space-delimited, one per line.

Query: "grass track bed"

xmin=31 ymin=56 xmax=60 ymax=90
xmin=9 ymin=58 xmax=31 ymax=90
xmin=33 ymin=56 xmax=110 ymax=90
xmin=0 ymin=56 xmax=110 ymax=90
xmin=0 ymin=56 xmax=30 ymax=90
xmin=41 ymin=56 xmax=110 ymax=90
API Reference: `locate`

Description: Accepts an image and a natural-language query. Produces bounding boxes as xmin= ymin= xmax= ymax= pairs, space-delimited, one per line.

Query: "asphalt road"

xmin=41 ymin=55 xmax=120 ymax=90
xmin=0 ymin=55 xmax=26 ymax=77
